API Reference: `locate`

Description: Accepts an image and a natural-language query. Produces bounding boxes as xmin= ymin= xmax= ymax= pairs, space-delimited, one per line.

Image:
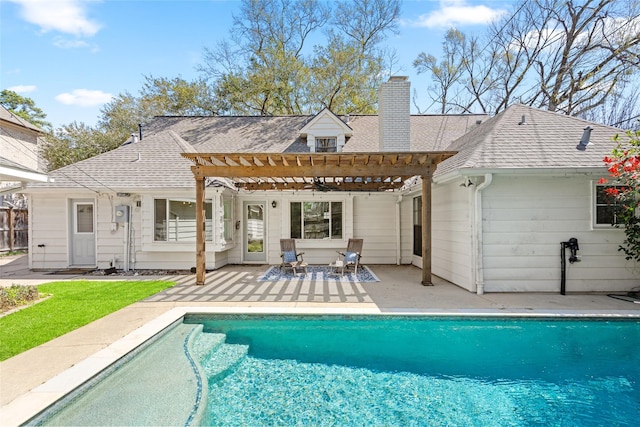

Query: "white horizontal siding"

xmin=306 ymin=115 xmax=345 ymax=133
xmin=29 ymin=195 xmax=70 ymax=269
xmin=353 ymin=194 xmax=398 ymax=265
xmin=432 ymin=181 xmax=473 ymax=290
xmin=481 ymin=175 xmax=635 ymax=292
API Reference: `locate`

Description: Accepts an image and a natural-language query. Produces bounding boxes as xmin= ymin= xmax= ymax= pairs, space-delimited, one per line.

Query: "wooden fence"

xmin=0 ymin=207 xmax=28 ymax=252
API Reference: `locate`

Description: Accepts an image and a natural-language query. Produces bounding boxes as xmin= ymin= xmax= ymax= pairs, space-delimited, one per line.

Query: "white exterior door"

xmin=243 ymin=202 xmax=266 ymax=262
xmin=71 ymin=200 xmax=96 ymax=266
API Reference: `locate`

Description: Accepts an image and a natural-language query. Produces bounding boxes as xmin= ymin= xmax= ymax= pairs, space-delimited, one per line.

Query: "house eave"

xmin=0 ymin=166 xmax=49 ymax=183
xmin=432 ymin=166 xmax=608 ymax=184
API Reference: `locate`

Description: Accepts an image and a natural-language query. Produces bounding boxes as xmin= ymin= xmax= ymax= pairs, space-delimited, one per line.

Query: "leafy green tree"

xmin=200 ymin=0 xmax=401 ymax=115
xmin=100 ymin=75 xmax=217 ymax=138
xmin=0 ymin=90 xmax=51 ymax=130
xmin=43 ymin=75 xmax=216 ymax=170
xmin=41 ymin=122 xmax=123 ymax=171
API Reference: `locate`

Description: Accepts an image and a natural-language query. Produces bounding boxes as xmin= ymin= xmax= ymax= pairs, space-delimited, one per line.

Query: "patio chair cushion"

xmin=345 ymin=251 xmax=358 ymax=263
xmin=283 ymin=251 xmax=298 ymax=263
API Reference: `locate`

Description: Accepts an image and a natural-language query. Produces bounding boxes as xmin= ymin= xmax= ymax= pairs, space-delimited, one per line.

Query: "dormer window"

xmin=300 ymin=108 xmax=353 ymax=153
xmin=316 ymin=137 xmax=337 ymax=152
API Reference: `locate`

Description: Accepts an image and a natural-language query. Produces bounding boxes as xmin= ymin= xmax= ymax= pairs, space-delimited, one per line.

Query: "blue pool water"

xmin=184 ymin=315 xmax=640 ymax=426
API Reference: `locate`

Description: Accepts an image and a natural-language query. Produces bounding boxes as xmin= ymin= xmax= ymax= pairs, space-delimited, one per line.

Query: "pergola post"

xmin=182 ymin=152 xmax=454 ymax=287
xmin=421 ymin=171 xmax=432 ymax=285
xmin=195 ymin=174 xmax=206 ymax=285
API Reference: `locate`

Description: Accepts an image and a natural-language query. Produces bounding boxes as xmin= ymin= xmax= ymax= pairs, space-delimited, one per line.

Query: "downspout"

xmin=395 ymin=195 xmax=403 ymax=265
xmin=123 ymin=213 xmax=130 ymax=272
xmin=474 ymin=173 xmax=493 ymax=295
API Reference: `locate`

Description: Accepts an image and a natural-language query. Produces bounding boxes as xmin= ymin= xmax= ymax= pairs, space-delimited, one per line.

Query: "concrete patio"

xmin=1 ymin=253 xmax=639 ymax=425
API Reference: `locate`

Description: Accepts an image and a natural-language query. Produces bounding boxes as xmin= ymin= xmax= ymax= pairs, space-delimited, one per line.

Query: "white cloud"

xmin=52 ymin=37 xmax=90 ymax=49
xmin=52 ymin=36 xmax=100 ymax=52
xmin=7 ymin=85 xmax=37 ymax=93
xmin=9 ymin=0 xmax=101 ymax=37
xmin=413 ymin=0 xmax=507 ymax=28
xmin=55 ymin=89 xmax=113 ymax=106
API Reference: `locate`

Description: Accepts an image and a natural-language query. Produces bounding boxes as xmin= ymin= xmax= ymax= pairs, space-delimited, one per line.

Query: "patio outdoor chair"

xmin=337 ymin=238 xmax=363 ymax=274
xmin=280 ymin=239 xmax=308 ymax=275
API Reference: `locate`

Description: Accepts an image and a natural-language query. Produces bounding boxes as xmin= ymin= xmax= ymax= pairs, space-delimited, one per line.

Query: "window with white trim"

xmin=315 ymin=137 xmax=337 ymax=152
xmin=222 ymin=197 xmax=234 ymax=242
xmin=594 ymin=184 xmax=625 ymax=226
xmin=290 ymin=201 xmax=343 ymax=239
xmin=154 ymin=199 xmax=213 ymax=241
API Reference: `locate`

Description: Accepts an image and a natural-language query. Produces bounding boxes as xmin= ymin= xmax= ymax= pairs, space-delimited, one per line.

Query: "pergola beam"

xmin=182 ymin=151 xmax=456 ymax=286
xmin=192 ymin=163 xmax=436 ymax=178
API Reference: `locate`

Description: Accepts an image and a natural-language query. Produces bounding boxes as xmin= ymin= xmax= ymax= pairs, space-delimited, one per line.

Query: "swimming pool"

xmin=34 ymin=314 xmax=640 ymax=426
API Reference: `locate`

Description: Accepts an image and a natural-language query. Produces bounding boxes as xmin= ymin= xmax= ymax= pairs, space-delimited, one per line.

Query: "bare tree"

xmin=413 ymin=29 xmax=466 ymax=113
xmin=579 ymin=82 xmax=640 ymax=130
xmin=414 ymin=0 xmax=640 ymax=123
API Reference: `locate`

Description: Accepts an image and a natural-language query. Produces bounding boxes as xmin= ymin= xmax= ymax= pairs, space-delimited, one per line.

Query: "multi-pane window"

xmin=290 ymin=201 xmax=343 ymax=239
xmin=315 ymin=137 xmax=337 ymax=152
xmin=595 ymin=185 xmax=625 ymax=226
xmin=223 ymin=198 xmax=234 ymax=242
xmin=154 ymin=199 xmax=212 ymax=241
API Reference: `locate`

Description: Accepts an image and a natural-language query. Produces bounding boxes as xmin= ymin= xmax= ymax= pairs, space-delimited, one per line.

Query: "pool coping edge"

xmin=3 ymin=306 xmax=640 ymax=426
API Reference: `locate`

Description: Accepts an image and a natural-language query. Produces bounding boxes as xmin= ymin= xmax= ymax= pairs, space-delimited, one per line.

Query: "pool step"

xmin=191 ymin=331 xmax=227 ymax=360
xmin=203 ymin=343 xmax=249 ymax=382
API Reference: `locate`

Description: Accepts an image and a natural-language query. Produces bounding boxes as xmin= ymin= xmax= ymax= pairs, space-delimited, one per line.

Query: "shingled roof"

xmin=30 ymin=130 xmax=198 ymax=190
xmin=143 ymin=113 xmax=486 ymax=153
xmin=32 ymin=113 xmax=483 ymax=190
xmin=434 ymin=104 xmax=622 ymax=180
xmin=0 ymin=105 xmax=43 ymax=133
xmin=31 ymin=106 xmax=618 ymax=191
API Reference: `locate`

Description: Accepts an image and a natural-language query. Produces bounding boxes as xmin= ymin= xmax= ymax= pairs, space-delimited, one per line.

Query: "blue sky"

xmin=1 ymin=0 xmax=512 ymax=129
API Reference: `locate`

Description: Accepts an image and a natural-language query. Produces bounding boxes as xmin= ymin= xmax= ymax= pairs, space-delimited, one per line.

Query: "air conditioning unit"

xmin=114 ymin=205 xmax=130 ymax=223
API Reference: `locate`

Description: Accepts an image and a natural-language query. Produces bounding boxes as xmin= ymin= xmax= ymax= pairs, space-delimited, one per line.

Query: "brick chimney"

xmin=378 ymin=76 xmax=410 ymax=151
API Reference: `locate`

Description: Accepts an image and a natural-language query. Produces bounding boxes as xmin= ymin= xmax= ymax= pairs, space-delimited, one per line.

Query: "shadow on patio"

xmin=144 ymin=263 xmax=640 ymax=312
xmin=146 ymin=264 xmax=376 ymax=304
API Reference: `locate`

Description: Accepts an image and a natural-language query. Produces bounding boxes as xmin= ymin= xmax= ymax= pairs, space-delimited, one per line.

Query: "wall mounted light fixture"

xmin=460 ymin=178 xmax=474 ymax=188
xmin=272 ymin=200 xmax=277 ymax=208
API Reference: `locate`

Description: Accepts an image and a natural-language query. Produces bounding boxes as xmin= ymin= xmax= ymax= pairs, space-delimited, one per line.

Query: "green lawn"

xmin=0 ymin=280 xmax=174 ymax=361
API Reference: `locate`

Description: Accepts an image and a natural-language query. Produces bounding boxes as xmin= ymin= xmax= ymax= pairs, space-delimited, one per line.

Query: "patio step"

xmin=202 ymin=342 xmax=249 ymax=382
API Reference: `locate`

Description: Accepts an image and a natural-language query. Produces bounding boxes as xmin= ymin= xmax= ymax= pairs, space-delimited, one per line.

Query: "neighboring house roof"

xmin=0 ymin=105 xmax=43 ymax=133
xmin=0 ymin=105 xmax=48 ymax=183
xmin=0 ymin=156 xmax=41 ymax=173
xmin=434 ymin=104 xmax=621 ymax=179
xmin=0 ymin=156 xmax=48 ymax=183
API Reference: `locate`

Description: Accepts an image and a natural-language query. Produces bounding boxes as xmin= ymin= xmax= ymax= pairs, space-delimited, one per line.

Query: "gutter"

xmin=434 ymin=167 xmax=607 ymax=185
xmin=0 ymin=184 xmax=25 ymax=195
xmin=474 ymin=173 xmax=493 ymax=295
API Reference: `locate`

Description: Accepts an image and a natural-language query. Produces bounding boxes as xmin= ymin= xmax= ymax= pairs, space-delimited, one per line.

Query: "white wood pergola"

xmin=181 ymin=151 xmax=456 ymax=286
